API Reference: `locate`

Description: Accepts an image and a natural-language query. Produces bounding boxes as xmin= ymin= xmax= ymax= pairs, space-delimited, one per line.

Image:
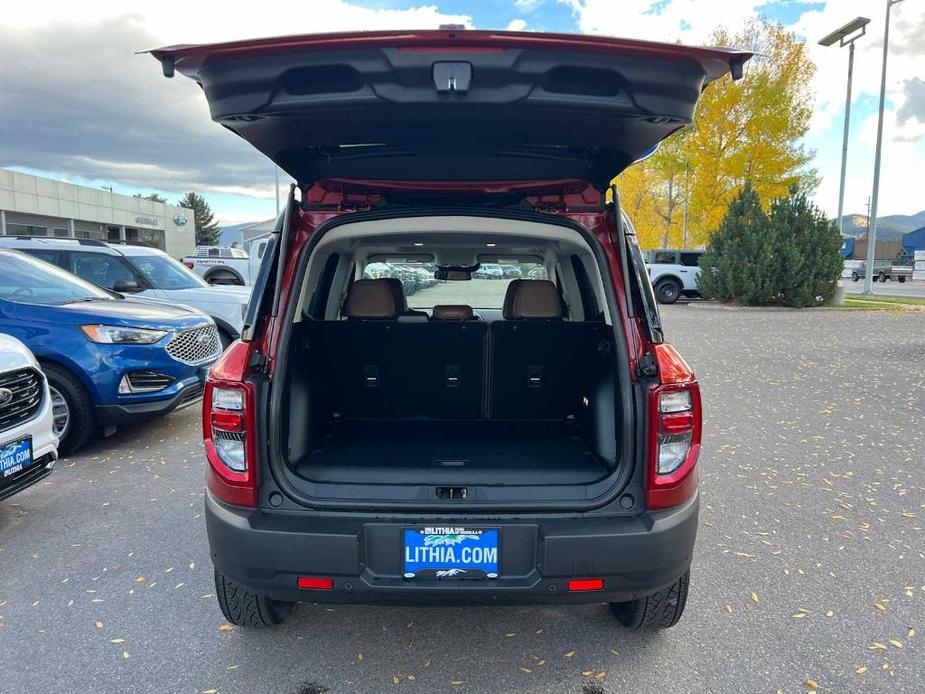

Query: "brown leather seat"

xmin=432 ymin=304 xmax=476 ymax=321
xmin=345 ymin=278 xmax=403 ymax=319
xmin=502 ymin=279 xmax=563 ymax=320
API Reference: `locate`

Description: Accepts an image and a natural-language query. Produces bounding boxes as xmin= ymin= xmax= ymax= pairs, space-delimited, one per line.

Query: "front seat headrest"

xmin=432 ymin=304 xmax=475 ymax=321
xmin=345 ymin=278 xmax=405 ymax=319
xmin=502 ymin=279 xmax=563 ymax=320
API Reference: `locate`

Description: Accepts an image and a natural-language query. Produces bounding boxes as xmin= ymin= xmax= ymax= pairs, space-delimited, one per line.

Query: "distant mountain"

xmin=835 ymin=210 xmax=925 ymax=241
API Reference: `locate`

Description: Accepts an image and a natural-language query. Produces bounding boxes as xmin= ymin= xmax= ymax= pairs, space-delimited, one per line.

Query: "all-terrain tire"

xmin=610 ymin=570 xmax=690 ymax=630
xmin=655 ymin=279 xmax=682 ymax=305
xmin=214 ymin=569 xmax=293 ymax=627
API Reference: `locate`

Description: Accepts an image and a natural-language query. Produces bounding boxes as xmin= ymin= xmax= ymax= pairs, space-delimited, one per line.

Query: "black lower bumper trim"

xmin=205 ymin=491 xmax=698 ymax=606
xmin=0 ymin=453 xmax=56 ymax=502
xmin=95 ymin=382 xmax=203 ymax=427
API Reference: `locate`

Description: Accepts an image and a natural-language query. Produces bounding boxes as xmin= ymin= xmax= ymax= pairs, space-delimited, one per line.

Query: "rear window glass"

xmin=649 ymin=251 xmax=677 ymax=264
xmin=363 ymin=260 xmax=548 ymax=309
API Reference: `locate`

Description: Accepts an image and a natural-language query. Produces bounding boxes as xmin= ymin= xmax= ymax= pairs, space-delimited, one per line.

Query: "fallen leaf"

xmin=122 ymin=651 xmax=130 ymax=659
xmin=95 ymin=621 xmax=103 ymax=629
xmin=874 ymin=603 xmax=886 ymax=612
xmin=581 ymin=670 xmax=593 ymax=676
xmin=595 ymin=672 xmax=606 ymax=680
xmin=804 ymin=679 xmax=818 ymax=690
xmin=226 ymin=665 xmax=239 ymax=671
xmin=751 ymin=592 xmax=759 ymax=604
xmin=450 ymin=681 xmax=464 ymax=686
xmin=856 ymin=667 xmax=868 ymax=674
xmin=357 ymin=652 xmax=363 ymax=661
xmin=218 ymin=624 xmax=234 ymax=632
xmin=889 ymin=639 xmax=903 ymax=649
xmin=564 ymin=651 xmax=576 ymax=658
xmin=110 ymin=638 xmax=125 ymax=644
xmin=869 ymin=643 xmax=888 ymax=651
xmin=392 ymin=676 xmax=400 ymax=685
xmin=135 ymin=577 xmax=145 ymax=583
xmin=519 ymin=667 xmax=532 ymax=673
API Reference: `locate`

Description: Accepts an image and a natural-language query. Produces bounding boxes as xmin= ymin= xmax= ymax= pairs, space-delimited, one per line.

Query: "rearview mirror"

xmin=434 ymin=268 xmax=472 ymax=281
xmin=113 ymin=279 xmax=141 ymax=293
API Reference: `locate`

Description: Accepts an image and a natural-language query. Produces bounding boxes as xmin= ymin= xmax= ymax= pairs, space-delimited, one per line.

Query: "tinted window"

xmin=0 ymin=252 xmax=111 ymax=305
xmin=126 ymin=253 xmax=207 ymax=290
xmin=679 ymin=252 xmax=702 ymax=267
xmin=21 ymin=249 xmax=60 ymax=266
xmin=651 ymin=251 xmax=677 ymax=264
xmin=68 ymin=252 xmax=136 ymax=290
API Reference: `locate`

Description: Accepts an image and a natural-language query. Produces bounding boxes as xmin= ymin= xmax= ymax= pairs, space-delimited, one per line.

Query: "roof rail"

xmin=0 ymin=235 xmax=109 ymax=247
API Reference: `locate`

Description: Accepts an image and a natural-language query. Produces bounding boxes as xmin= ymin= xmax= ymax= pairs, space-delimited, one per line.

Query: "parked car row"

xmin=0 ymin=237 xmax=248 ymax=493
xmin=362 ymin=262 xmax=438 ymax=295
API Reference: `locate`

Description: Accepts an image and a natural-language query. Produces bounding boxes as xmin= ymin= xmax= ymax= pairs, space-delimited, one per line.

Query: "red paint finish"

xmin=653 ymin=343 xmax=695 ymax=384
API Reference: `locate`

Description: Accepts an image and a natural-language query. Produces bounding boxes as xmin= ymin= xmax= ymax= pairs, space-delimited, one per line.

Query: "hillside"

xmin=836 ymin=210 xmax=925 ymax=240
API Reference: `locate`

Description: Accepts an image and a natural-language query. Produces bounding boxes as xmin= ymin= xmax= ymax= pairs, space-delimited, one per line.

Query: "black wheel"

xmin=655 ymin=279 xmax=682 ymax=305
xmin=872 ymin=275 xmax=878 ymax=282
xmin=878 ymin=272 xmax=888 ymax=282
xmin=41 ymin=362 xmax=96 ymax=456
xmin=214 ymin=570 xmax=292 ymax=627
xmin=898 ymin=275 xmax=906 ymax=283
xmin=610 ymin=570 xmax=690 ymax=630
xmin=851 ymin=272 xmax=860 ymax=282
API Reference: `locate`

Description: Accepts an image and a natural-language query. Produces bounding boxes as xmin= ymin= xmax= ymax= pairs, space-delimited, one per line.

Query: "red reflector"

xmin=297 ymin=576 xmax=333 ymax=590
xmin=567 ymin=578 xmax=604 ymax=592
xmin=211 ymin=410 xmax=243 ymax=432
xmin=661 ymin=411 xmax=694 ymax=434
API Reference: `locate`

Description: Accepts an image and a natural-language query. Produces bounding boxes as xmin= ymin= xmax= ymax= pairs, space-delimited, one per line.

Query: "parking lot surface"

xmin=1 ymin=305 xmax=923 ymax=694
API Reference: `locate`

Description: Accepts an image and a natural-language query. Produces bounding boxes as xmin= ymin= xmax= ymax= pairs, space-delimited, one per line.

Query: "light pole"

xmin=819 ymin=17 xmax=870 ymax=237
xmin=863 ymin=0 xmax=904 ymax=297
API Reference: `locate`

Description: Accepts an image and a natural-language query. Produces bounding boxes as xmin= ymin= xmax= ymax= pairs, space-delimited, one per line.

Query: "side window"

xmin=257 ymin=242 xmax=267 ymax=259
xmin=570 ymin=254 xmax=601 ymax=321
xmin=651 ymin=251 xmax=677 ymax=265
xmin=21 ymin=249 xmax=60 ymax=266
xmin=679 ymin=252 xmax=702 ymax=267
xmin=68 ymin=253 xmax=136 ymax=290
xmin=626 ymin=235 xmax=664 ymax=344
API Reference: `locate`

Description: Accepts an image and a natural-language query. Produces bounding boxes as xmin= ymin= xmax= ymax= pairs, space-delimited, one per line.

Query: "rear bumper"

xmin=205 ymin=492 xmax=698 ymax=605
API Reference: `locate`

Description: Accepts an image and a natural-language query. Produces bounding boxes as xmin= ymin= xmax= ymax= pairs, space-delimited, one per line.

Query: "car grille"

xmin=177 ymin=382 xmax=204 ymax=409
xmin=0 ymin=368 xmax=44 ymax=434
xmin=165 ymin=324 xmax=221 ymax=365
xmin=127 ymin=371 xmax=174 ymax=392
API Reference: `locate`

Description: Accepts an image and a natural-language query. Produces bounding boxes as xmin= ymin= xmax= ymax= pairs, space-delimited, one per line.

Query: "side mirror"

xmin=113 ymin=279 xmax=141 ymax=293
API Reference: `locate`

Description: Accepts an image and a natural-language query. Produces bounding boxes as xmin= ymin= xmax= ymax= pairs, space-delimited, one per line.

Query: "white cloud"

xmin=514 ymin=0 xmax=545 ymax=11
xmin=507 ymin=18 xmax=528 ymax=32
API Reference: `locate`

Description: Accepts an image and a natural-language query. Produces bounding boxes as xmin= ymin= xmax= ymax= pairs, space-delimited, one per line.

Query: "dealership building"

xmin=0 ymin=168 xmax=195 ymax=258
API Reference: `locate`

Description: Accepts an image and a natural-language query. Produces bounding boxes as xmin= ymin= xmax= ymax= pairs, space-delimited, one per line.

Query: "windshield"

xmin=364 ymin=260 xmax=548 ymax=310
xmin=126 ymin=253 xmax=208 ymax=290
xmin=0 ymin=251 xmax=112 ymax=305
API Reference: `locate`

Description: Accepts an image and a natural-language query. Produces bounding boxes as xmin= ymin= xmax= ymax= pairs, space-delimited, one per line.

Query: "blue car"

xmin=0 ymin=249 xmax=221 ymax=455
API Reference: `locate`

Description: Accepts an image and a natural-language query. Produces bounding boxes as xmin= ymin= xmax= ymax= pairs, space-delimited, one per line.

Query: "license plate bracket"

xmin=402 ymin=527 xmax=499 ymax=579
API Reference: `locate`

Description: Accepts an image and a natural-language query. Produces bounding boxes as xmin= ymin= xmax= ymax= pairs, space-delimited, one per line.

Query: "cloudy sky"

xmin=2 ymin=0 xmax=923 ymax=225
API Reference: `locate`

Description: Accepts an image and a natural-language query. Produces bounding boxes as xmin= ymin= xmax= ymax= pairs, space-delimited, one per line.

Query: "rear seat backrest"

xmin=491 ymin=280 xmax=587 ymax=420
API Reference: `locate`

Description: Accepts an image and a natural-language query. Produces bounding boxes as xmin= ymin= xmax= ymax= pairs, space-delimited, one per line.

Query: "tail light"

xmin=203 ymin=342 xmax=257 ymax=507
xmin=646 ymin=344 xmax=702 ymax=510
xmin=183 ymin=261 xmax=195 ymax=269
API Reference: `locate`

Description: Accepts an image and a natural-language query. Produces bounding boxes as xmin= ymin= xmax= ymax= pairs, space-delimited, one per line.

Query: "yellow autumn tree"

xmin=616 ymin=20 xmax=817 ymax=249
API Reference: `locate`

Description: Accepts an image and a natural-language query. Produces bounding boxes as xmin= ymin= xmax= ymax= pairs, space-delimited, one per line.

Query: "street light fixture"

xmin=819 ymin=16 xmax=869 ymax=238
xmin=863 ymin=0 xmax=904 ymax=297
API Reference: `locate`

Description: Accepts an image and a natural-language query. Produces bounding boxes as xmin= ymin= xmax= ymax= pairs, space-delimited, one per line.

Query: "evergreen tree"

xmin=698 ymin=184 xmax=844 ymax=307
xmin=177 ymin=192 xmax=221 ymax=246
xmin=132 ymin=193 xmax=167 ymax=203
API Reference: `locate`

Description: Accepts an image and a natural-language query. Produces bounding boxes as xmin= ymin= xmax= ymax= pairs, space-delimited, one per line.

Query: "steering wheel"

xmin=11 ymin=287 xmax=35 ymax=299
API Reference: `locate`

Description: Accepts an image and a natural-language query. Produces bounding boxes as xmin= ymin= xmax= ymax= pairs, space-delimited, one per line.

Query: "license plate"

xmin=403 ymin=527 xmax=499 ymax=579
xmin=0 ymin=437 xmax=33 ymax=478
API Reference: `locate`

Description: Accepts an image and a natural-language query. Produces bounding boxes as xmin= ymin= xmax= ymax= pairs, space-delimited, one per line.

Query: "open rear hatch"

xmin=149 ymin=29 xmax=750 ymax=188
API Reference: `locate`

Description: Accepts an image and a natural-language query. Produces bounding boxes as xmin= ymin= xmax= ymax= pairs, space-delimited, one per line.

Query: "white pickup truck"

xmin=643 ymin=249 xmax=704 ymax=304
xmin=182 ymin=239 xmax=270 ymax=286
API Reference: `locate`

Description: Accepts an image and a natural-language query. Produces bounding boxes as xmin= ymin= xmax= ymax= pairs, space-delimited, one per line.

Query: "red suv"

xmin=152 ymin=29 xmax=749 ymax=629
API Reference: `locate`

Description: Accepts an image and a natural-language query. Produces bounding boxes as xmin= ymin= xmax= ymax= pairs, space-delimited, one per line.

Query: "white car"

xmin=0 ymin=238 xmax=251 ymax=347
xmin=0 ymin=334 xmax=58 ymax=501
xmin=643 ymin=249 xmax=704 ymax=304
xmin=181 ymin=239 xmax=271 ymax=286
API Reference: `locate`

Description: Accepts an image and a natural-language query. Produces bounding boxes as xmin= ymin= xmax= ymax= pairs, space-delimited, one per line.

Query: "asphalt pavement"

xmin=1 ymin=305 xmax=923 ymax=694
xmin=844 ymin=279 xmax=925 ymax=300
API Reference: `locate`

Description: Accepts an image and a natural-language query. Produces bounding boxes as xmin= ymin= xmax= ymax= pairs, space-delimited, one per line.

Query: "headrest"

xmin=345 ymin=278 xmax=406 ymax=319
xmin=432 ymin=304 xmax=475 ymax=321
xmin=502 ymin=280 xmax=562 ymax=320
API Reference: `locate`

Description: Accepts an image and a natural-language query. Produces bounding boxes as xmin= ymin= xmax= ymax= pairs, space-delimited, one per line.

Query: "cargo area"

xmin=273 ymin=214 xmax=630 ymax=506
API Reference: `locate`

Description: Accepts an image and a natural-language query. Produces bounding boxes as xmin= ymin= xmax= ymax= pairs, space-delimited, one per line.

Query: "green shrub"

xmin=697 ymin=184 xmax=843 ymax=307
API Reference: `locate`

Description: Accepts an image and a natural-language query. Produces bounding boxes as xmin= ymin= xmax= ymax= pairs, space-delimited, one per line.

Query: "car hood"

xmin=149 ymin=30 xmax=751 ymax=190
xmin=161 ymin=286 xmax=251 ymax=305
xmin=53 ymin=298 xmax=211 ymax=331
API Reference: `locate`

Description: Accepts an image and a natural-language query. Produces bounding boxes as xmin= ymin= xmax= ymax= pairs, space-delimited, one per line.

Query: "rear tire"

xmin=214 ymin=570 xmax=293 ymax=627
xmin=851 ymin=272 xmax=860 ymax=282
xmin=206 ymin=271 xmax=244 ymax=286
xmin=41 ymin=362 xmax=96 ymax=456
xmin=610 ymin=570 xmax=690 ymax=630
xmin=898 ymin=275 xmax=906 ymax=283
xmin=655 ymin=279 xmax=682 ymax=305
xmin=879 ymin=271 xmax=888 ymax=282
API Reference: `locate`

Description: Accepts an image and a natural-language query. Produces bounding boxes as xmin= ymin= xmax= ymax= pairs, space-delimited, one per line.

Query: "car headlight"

xmin=80 ymin=325 xmax=168 ymax=344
